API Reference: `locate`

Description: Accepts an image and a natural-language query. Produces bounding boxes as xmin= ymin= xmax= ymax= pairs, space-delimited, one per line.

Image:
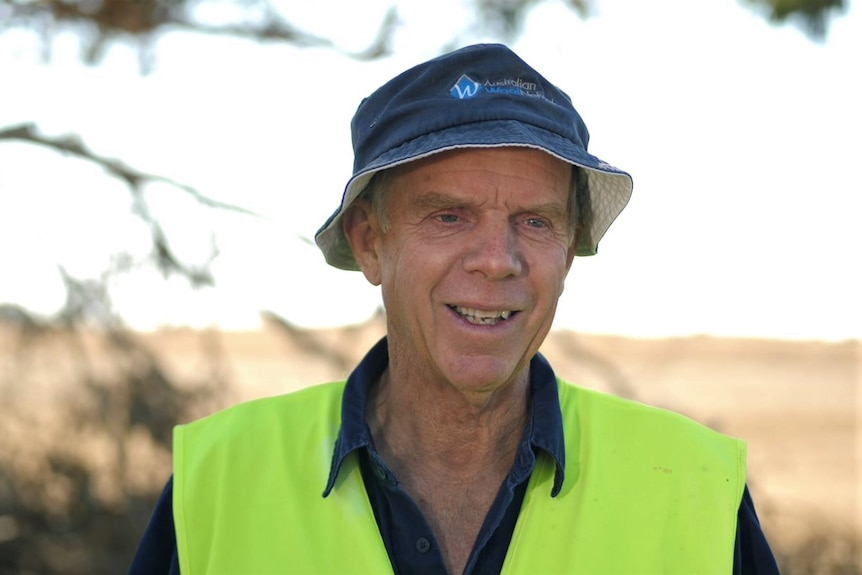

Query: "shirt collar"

xmin=323 ymin=337 xmax=565 ymax=497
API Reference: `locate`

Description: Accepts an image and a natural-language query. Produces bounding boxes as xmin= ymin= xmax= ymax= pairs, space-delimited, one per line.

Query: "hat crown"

xmin=351 ymin=44 xmax=591 ymax=175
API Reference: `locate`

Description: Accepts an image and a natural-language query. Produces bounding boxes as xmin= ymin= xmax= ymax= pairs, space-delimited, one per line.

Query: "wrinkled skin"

xmin=344 ymin=147 xmax=575 ymax=408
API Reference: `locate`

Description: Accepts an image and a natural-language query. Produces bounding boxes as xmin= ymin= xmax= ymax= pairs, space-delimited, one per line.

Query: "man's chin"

xmin=438 ymin=355 xmax=530 ymax=397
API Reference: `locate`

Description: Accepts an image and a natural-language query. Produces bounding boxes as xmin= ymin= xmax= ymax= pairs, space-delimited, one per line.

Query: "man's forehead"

xmin=407 ymin=189 xmax=568 ymax=211
xmin=389 ymin=150 xmax=572 ymax=195
xmin=383 ymin=150 xmax=574 ymax=212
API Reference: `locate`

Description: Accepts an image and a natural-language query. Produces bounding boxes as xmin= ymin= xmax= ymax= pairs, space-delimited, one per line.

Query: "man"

xmin=131 ymin=44 xmax=780 ymax=574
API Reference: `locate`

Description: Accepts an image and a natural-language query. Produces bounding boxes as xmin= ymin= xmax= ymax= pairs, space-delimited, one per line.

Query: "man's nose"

xmin=462 ymin=220 xmax=523 ymax=279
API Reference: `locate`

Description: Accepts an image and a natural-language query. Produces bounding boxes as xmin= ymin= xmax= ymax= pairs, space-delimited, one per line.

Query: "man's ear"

xmin=342 ymin=199 xmax=382 ymax=286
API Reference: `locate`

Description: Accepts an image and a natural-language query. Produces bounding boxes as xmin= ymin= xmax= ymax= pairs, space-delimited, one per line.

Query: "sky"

xmin=0 ymin=0 xmax=860 ymax=341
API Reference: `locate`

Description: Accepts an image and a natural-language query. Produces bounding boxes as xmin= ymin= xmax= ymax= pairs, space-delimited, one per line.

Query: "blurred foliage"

xmin=0 ymin=0 xmax=398 ymax=71
xmin=0 ymin=270 xmax=374 ymax=573
xmin=0 ymin=271 xmax=230 ymax=574
xmin=470 ymin=0 xmax=588 ymax=40
xmin=776 ymin=531 xmax=862 ymax=575
xmin=0 ymin=0 xmax=847 ymax=73
xmin=744 ymin=0 xmax=846 ymax=38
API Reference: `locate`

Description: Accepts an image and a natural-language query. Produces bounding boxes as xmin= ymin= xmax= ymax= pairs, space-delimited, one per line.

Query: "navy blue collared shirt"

xmin=130 ymin=338 xmax=780 ymax=574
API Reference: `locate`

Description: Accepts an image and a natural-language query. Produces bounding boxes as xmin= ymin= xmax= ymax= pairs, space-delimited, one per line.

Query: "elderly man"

xmin=131 ymin=44 xmax=780 ymax=574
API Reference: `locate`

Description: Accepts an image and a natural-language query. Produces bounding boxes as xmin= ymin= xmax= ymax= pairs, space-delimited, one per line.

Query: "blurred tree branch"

xmin=0 ymin=0 xmax=399 ymax=71
xmin=0 ymin=123 xmax=258 ymax=286
xmin=0 ymin=123 xmax=254 ymax=215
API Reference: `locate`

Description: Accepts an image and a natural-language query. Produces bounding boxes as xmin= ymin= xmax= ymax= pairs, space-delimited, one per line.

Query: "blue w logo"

xmin=450 ymin=75 xmax=483 ymax=99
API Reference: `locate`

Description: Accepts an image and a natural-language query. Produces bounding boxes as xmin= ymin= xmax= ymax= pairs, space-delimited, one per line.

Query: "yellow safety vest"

xmin=173 ymin=379 xmax=746 ymax=574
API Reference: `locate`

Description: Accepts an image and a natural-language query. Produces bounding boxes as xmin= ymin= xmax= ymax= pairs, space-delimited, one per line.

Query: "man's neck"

xmin=365 ymin=364 xmax=531 ymax=575
xmin=366 ymin=365 xmax=530 ymax=478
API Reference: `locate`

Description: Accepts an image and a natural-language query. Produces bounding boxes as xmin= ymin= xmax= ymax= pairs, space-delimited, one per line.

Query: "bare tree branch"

xmin=0 ymin=123 xmax=255 ymax=285
xmin=0 ymin=123 xmax=256 ymax=216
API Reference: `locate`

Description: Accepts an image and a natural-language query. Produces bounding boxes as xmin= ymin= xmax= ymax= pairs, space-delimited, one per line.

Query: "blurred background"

xmin=0 ymin=0 xmax=859 ymax=572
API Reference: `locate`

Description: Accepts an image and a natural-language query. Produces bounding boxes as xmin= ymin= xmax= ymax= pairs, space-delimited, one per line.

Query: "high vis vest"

xmin=173 ymin=380 xmax=746 ymax=574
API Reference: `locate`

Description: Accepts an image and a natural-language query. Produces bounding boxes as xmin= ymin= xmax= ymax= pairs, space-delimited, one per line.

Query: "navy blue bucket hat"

xmin=315 ymin=43 xmax=633 ymax=270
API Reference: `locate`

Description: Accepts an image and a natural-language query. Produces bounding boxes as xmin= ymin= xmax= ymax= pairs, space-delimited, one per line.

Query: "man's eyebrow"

xmin=525 ymin=203 xmax=568 ymax=220
xmin=414 ymin=191 xmax=470 ymax=210
xmin=414 ymin=192 xmax=567 ymax=218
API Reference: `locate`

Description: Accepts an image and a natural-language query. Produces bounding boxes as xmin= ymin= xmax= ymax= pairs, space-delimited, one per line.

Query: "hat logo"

xmin=450 ymin=74 xmax=544 ymax=101
xmin=450 ymin=74 xmax=482 ymax=99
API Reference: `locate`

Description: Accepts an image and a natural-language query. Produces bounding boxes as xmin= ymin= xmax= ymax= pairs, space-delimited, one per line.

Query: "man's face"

xmin=348 ymin=147 xmax=575 ymax=401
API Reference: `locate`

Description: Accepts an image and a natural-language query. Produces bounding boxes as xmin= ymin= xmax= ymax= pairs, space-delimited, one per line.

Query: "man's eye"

xmin=525 ymin=217 xmax=547 ymax=228
xmin=438 ymin=214 xmax=459 ymax=223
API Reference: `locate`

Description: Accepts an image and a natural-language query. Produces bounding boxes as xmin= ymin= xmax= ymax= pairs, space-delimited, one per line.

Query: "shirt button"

xmin=416 ymin=537 xmax=431 ymax=553
xmin=373 ymin=464 xmax=387 ymax=481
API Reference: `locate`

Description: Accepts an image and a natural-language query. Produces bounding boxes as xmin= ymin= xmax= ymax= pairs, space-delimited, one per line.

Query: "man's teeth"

xmin=451 ymin=306 xmax=513 ymax=325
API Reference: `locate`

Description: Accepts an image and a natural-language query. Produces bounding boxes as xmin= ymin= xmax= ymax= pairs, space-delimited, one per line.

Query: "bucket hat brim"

xmin=315 ymin=120 xmax=633 ymax=271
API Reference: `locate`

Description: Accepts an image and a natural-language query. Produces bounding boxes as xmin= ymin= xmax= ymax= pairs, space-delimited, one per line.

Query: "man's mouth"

xmin=449 ymin=305 xmax=516 ymax=326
